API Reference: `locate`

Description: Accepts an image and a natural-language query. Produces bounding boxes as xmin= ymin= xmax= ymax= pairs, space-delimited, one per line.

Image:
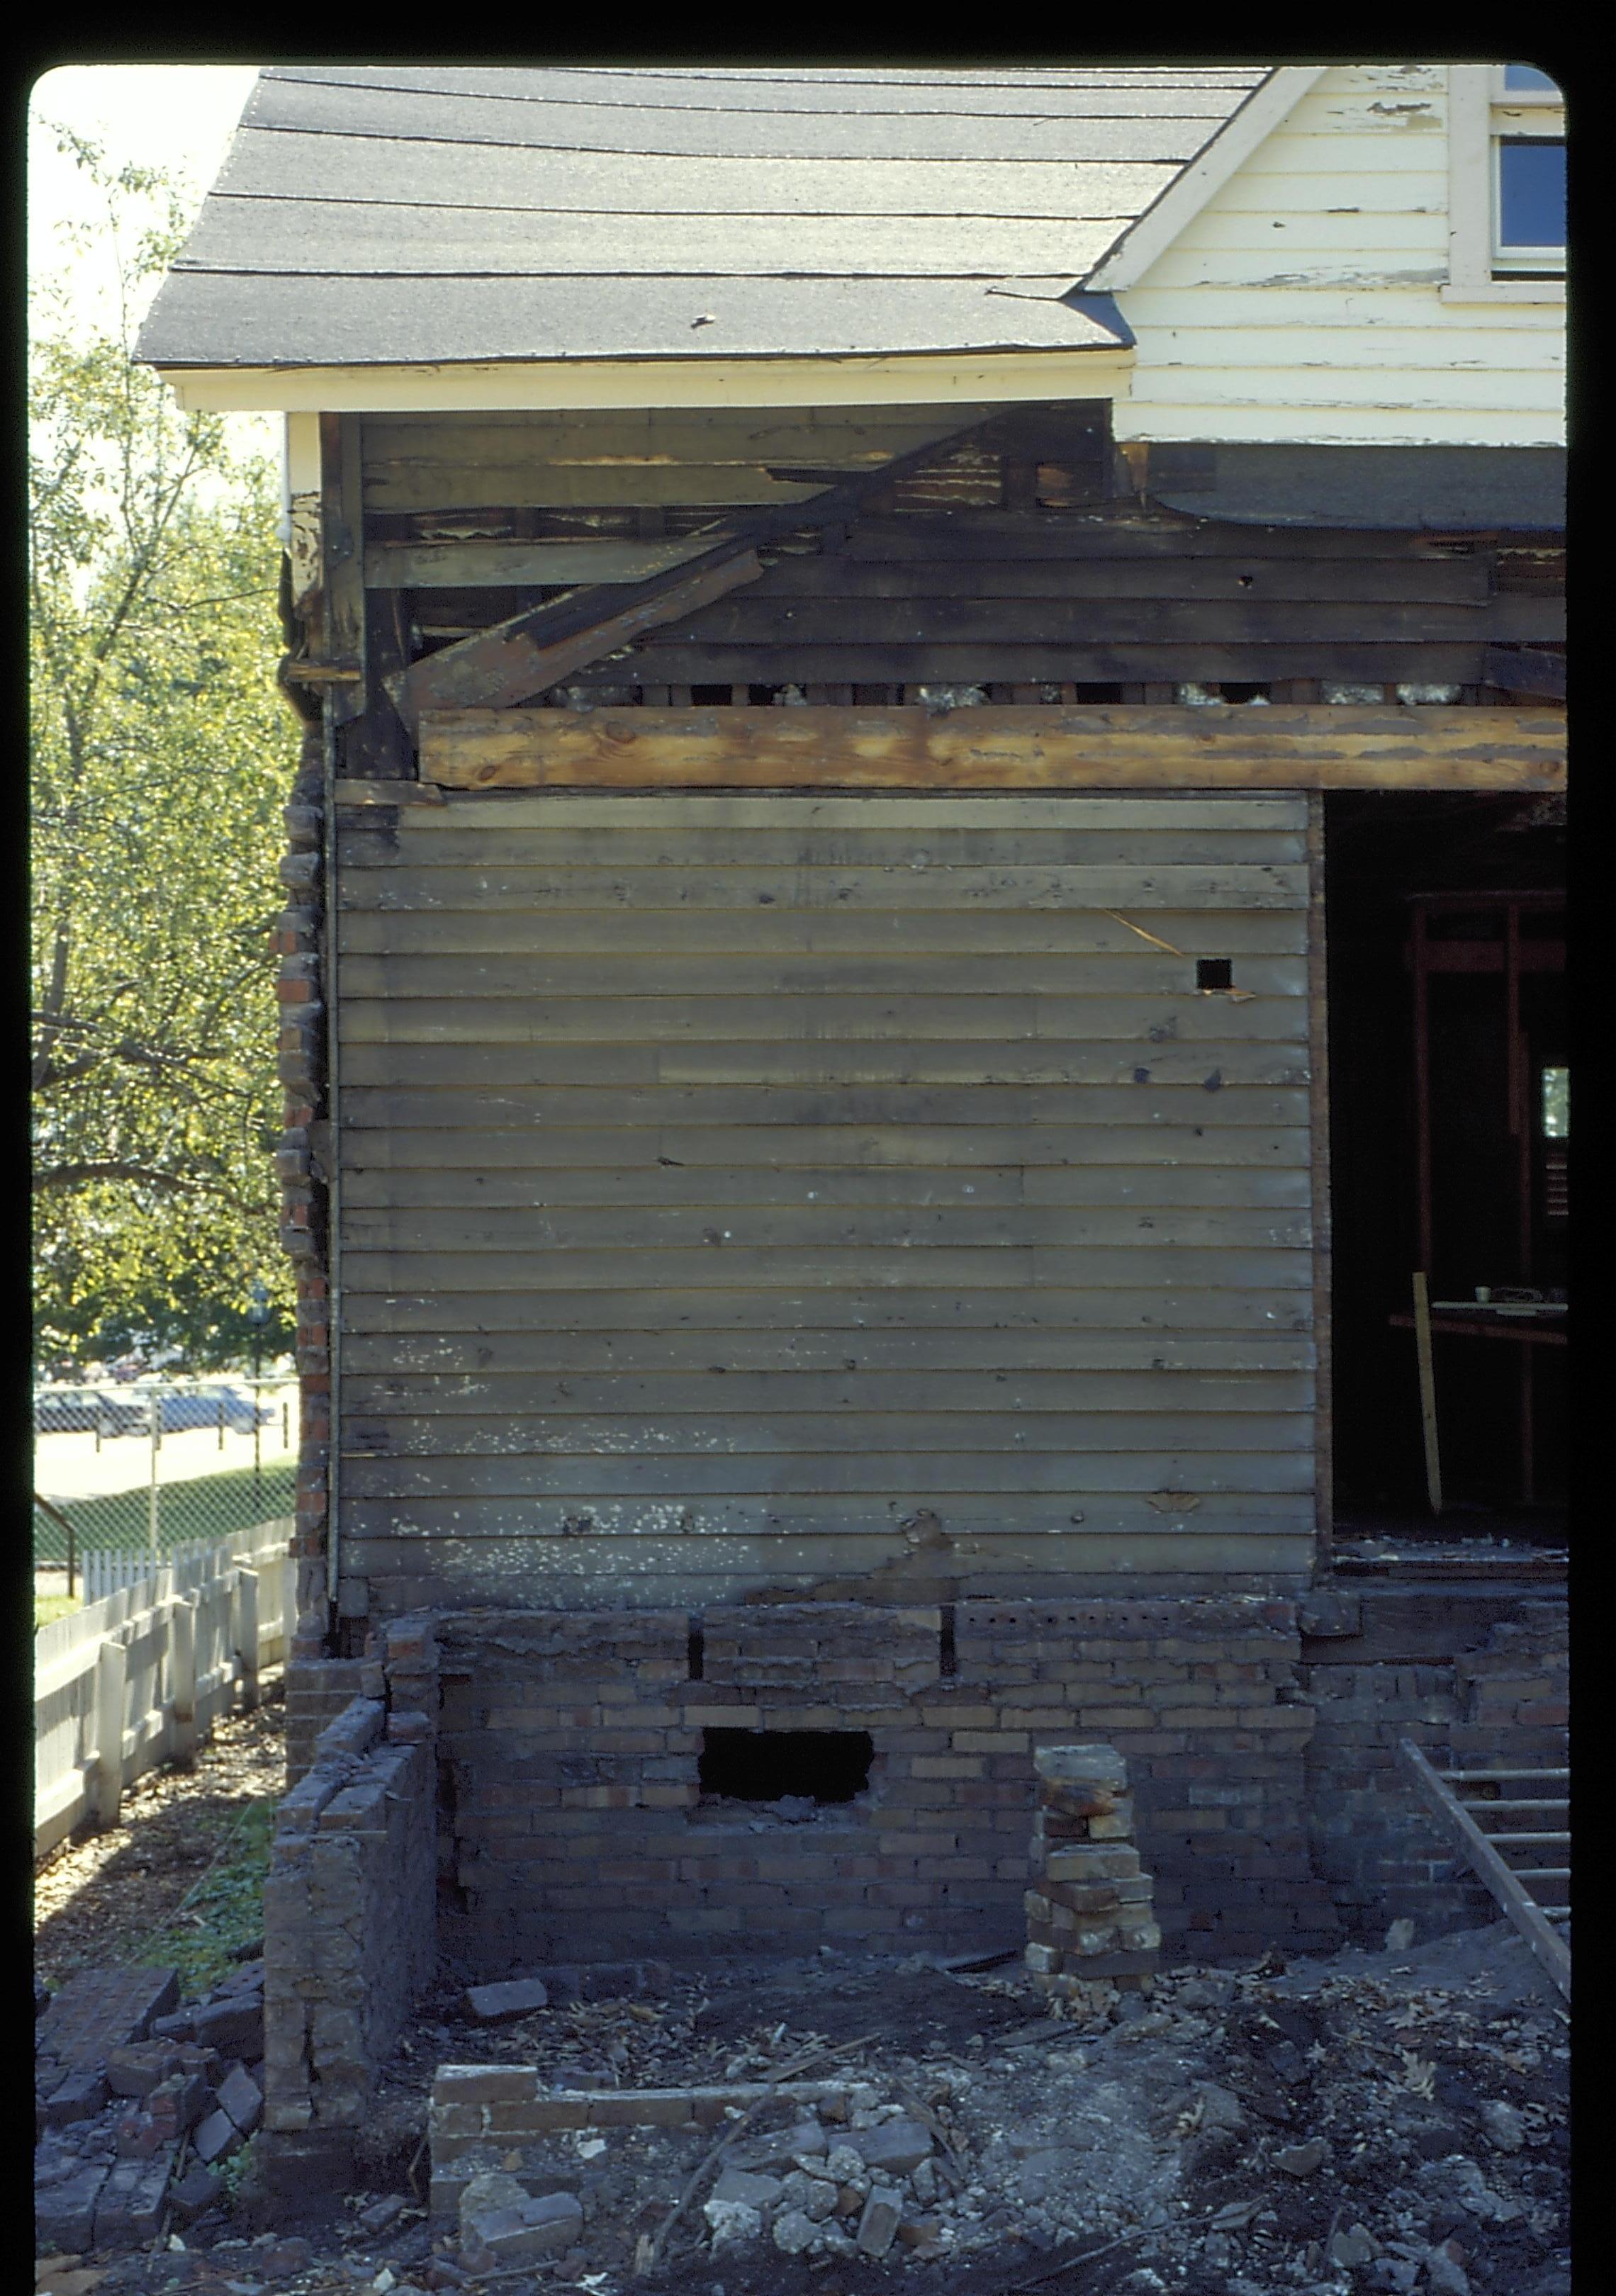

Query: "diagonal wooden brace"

xmin=388 ymin=551 xmax=763 ymax=732
xmin=386 ymin=403 xmax=1083 ymax=733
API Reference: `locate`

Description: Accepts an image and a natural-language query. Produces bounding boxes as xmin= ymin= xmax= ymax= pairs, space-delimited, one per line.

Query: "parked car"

xmin=33 ymin=1386 xmax=147 ymax=1438
xmin=144 ymin=1384 xmax=274 ymax=1433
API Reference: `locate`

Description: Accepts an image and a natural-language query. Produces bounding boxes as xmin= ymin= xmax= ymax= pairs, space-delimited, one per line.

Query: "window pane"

xmin=1498 ymin=138 xmax=1566 ymax=249
xmin=1541 ymin=1067 xmax=1569 ymax=1139
xmin=1503 ymin=64 xmax=1561 ymax=95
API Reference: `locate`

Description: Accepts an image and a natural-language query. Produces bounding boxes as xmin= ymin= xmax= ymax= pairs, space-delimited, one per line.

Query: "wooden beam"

xmin=1412 ymin=1271 xmax=1443 ymax=1516
xmin=420 ymin=705 xmax=1566 ymax=794
xmin=347 ymin=585 xmax=415 ymax=779
xmin=1398 ymin=1738 xmax=1571 ymax=2001
xmin=393 ymin=552 xmax=765 ymax=733
xmin=1483 ymin=645 xmax=1566 ymax=701
xmin=320 ymin=413 xmax=367 ymax=726
xmin=363 ymin=537 xmax=718 ymax=589
xmin=1306 ymin=794 xmax=1332 ymax=1565
xmin=386 ymin=406 xmax=1072 ymax=733
xmin=332 ymin=778 xmax=447 ymax=807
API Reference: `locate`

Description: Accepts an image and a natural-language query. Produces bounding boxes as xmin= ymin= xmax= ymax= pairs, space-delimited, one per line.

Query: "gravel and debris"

xmin=35 ymin=1692 xmax=1569 ymax=2296
xmin=38 ymin=1917 xmax=1569 ymax=2296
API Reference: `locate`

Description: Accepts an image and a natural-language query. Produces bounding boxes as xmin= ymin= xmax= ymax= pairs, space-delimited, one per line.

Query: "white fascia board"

xmin=1087 ymin=67 xmax=1328 ymax=291
xmin=154 ymin=348 xmax=1135 ymax=416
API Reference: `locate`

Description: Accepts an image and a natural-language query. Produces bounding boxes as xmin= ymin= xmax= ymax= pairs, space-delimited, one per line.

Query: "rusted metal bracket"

xmin=1398 ymin=1738 xmax=1570 ymax=1999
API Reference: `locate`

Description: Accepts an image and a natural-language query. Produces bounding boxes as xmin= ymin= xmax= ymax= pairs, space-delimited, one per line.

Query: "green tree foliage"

xmin=30 ymin=130 xmax=298 ymax=1368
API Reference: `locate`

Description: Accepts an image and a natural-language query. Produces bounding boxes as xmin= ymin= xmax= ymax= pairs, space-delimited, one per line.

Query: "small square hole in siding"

xmin=1197 ymin=958 xmax=1234 ymax=991
xmin=698 ymin=1728 xmax=873 ymax=1806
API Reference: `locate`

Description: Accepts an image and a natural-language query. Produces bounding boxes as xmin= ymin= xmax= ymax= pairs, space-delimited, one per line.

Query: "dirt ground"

xmin=35 ymin=1687 xmax=286 ymax=1998
xmin=35 ymin=1699 xmax=1571 ymax=2296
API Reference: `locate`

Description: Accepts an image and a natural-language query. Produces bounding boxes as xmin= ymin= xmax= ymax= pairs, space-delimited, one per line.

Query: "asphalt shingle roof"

xmin=138 ymin=64 xmax=1271 ymax=369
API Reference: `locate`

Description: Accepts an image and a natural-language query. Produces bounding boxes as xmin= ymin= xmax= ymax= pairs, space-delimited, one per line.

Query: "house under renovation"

xmin=138 ymin=64 xmax=1568 ymax=2191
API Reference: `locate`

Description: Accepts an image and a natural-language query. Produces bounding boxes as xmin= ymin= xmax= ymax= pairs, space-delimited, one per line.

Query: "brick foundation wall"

xmin=1300 ymin=1585 xmax=1568 ymax=1942
xmin=432 ymin=1597 xmax=1340 ymax=1974
xmin=261 ymin=1580 xmax=1566 ymax=2053
xmin=284 ymin=1656 xmax=384 ymax=1783
xmin=261 ymin=1684 xmax=437 ymax=2200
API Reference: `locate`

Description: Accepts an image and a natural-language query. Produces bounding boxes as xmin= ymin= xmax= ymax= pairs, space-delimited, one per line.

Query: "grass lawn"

xmin=35 ymin=1592 xmax=81 ymax=1630
xmin=33 ymin=1459 xmax=296 ymax=1561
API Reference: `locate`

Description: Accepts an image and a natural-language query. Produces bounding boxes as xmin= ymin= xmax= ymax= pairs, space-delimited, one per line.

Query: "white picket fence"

xmin=78 ymin=1536 xmax=278 ymax=1604
xmin=33 ymin=1518 xmax=296 ymax=1862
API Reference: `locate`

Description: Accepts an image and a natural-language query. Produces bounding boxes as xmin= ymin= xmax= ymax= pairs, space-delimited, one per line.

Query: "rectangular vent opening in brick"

xmin=698 ymin=1729 xmax=873 ymax=1809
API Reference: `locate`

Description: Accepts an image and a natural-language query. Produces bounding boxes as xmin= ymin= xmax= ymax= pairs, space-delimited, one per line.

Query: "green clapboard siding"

xmin=335 ymin=789 xmax=1315 ymax=1602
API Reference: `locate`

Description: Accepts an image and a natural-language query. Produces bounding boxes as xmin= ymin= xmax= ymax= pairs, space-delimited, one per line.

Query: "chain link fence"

xmin=33 ymin=1375 xmax=299 ymax=1595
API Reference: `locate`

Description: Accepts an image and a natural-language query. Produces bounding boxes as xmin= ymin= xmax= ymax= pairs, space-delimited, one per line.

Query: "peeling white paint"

xmin=1117 ymin=64 xmax=1564 ymax=446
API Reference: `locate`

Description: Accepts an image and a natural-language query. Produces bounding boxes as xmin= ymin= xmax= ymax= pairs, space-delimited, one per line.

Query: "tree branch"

xmin=33 ymin=1161 xmax=203 ymax=1196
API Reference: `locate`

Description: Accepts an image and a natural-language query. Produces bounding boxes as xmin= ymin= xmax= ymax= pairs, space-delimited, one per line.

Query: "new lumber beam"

xmin=420 ymin=705 xmax=1566 ymax=794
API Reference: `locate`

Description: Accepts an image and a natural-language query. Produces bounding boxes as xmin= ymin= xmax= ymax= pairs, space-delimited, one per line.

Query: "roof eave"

xmin=148 ymin=342 xmax=1139 ymax=416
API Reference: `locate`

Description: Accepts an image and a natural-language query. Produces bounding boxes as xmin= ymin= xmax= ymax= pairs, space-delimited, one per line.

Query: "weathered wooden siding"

xmin=360 ymin=407 xmax=999 ymax=518
xmin=335 ymin=791 xmax=1315 ymax=1611
xmin=349 ymin=405 xmax=1562 ymax=704
xmin=554 ymin=515 xmax=1558 ymax=694
xmin=1116 ymin=66 xmax=1566 ymax=447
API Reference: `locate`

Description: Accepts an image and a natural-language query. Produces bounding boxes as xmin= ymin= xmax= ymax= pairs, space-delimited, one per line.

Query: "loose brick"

xmin=1043 ymin=1845 xmax=1142 ymax=1883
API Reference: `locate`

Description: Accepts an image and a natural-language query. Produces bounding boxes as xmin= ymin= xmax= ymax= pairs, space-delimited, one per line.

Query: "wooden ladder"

xmin=1398 ymin=1740 xmax=1570 ymax=2000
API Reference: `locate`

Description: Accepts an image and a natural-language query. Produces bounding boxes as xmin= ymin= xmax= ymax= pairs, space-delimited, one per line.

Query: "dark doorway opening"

xmin=698 ymin=1729 xmax=874 ymax=1805
xmin=1325 ymin=792 xmax=1566 ymax=1540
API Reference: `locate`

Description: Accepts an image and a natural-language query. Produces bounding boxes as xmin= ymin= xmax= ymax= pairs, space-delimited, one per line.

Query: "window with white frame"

xmin=1446 ymin=64 xmax=1565 ymax=303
